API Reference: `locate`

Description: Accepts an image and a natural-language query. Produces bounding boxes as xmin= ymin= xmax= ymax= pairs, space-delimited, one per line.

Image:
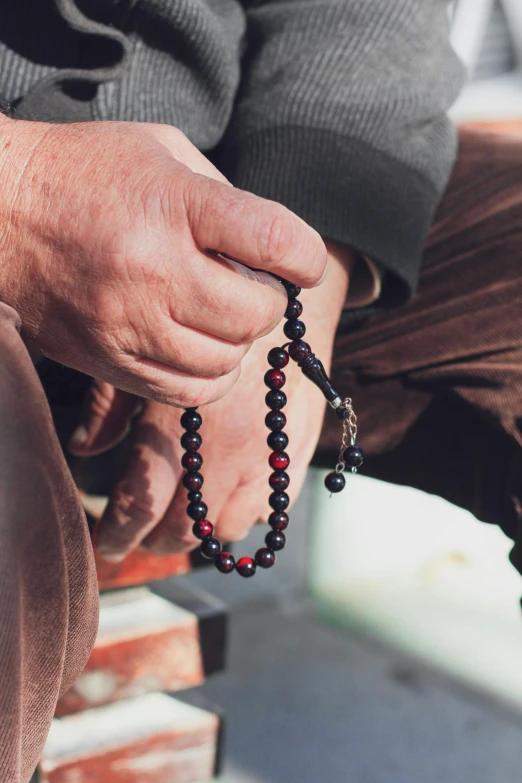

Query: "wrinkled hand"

xmin=0 ymin=117 xmax=326 ymax=406
xmin=70 ymin=244 xmax=354 ymax=561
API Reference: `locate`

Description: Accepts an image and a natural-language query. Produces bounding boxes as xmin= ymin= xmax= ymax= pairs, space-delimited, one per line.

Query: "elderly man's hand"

xmin=70 ymin=243 xmax=354 ymax=561
xmin=0 ymin=117 xmax=326 ymax=407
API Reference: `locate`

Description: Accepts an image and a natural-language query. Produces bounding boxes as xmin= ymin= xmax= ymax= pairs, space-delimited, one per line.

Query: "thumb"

xmin=69 ymin=380 xmax=143 ymax=456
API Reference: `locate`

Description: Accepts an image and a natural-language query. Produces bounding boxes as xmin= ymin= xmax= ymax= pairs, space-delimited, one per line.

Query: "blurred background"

xmin=186 ymin=2 xmax=522 ymax=781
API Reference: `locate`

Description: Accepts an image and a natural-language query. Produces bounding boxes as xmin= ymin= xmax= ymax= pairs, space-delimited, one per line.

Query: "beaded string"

xmin=179 ymin=280 xmax=364 ymax=578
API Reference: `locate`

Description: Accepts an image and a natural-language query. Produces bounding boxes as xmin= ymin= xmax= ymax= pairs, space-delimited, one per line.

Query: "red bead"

xmin=215 ymin=551 xmax=236 ymax=574
xmin=269 ymin=511 xmax=289 ymax=530
xmin=264 ymin=369 xmax=286 ymax=390
xmin=192 ymin=519 xmax=213 ymax=539
xmin=255 ymin=548 xmax=276 ymax=569
xmin=236 ymin=556 xmax=257 ymax=578
xmin=269 ymin=451 xmax=290 ymax=471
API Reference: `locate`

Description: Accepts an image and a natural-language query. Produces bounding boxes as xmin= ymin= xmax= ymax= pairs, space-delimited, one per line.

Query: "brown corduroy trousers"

xmin=324 ymin=129 xmax=522 ymax=567
xmin=2 ymin=128 xmax=522 ymax=782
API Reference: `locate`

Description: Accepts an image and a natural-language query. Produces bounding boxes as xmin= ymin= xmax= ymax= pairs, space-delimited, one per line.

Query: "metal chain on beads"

xmin=179 ymin=279 xmax=364 ymax=577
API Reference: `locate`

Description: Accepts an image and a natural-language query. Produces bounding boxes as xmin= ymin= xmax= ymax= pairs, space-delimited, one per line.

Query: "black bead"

xmin=187 ymin=491 xmax=202 ymax=503
xmin=200 ymin=536 xmax=221 ymax=559
xmin=269 ymin=491 xmax=290 ymax=511
xmin=284 ymin=299 xmax=303 ymax=320
xmin=267 ymin=347 xmax=289 ymax=369
xmin=284 ymin=319 xmax=306 ymax=340
xmin=288 ymin=340 xmax=311 ymax=362
xmin=181 ymin=431 xmax=202 ymax=452
xmin=265 ymin=390 xmax=287 ymax=410
xmin=215 ymin=551 xmax=236 ymax=574
xmin=180 ymin=409 xmax=202 ymax=431
xmin=343 ymin=445 xmax=364 ymax=468
xmin=267 ymin=431 xmax=289 ymax=451
xmin=324 ymin=471 xmax=346 ymax=493
xmin=187 ymin=501 xmax=208 ymax=521
xmin=255 ymin=548 xmax=276 ymax=569
xmin=183 ymin=472 xmax=204 ymax=492
xmin=269 ymin=511 xmax=289 ymax=530
xmin=181 ymin=451 xmax=203 ymax=471
xmin=236 ymin=556 xmax=257 ymax=578
xmin=280 ymin=281 xmax=301 ymax=299
xmin=269 ymin=472 xmax=290 ymax=491
xmin=265 ymin=530 xmax=286 ymax=551
xmin=265 ymin=410 xmax=287 ymax=431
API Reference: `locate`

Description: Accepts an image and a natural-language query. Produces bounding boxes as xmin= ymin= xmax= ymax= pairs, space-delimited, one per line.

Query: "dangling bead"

xmin=183 ymin=472 xmax=204 ymax=491
xmin=283 ymin=319 xmax=306 ymax=340
xmin=284 ymin=299 xmax=303 ymax=320
xmin=180 ymin=409 xmax=202 ymax=431
xmin=192 ymin=519 xmax=213 ymax=539
xmin=269 ymin=451 xmax=290 ymax=471
xmin=265 ymin=410 xmax=286 ymax=431
xmin=200 ymin=536 xmax=221 ymax=559
xmin=255 ymin=548 xmax=276 ymax=568
xmin=267 ymin=347 xmax=289 ymax=369
xmin=187 ymin=501 xmax=208 ymax=520
xmin=265 ymin=389 xmax=287 ymax=410
xmin=181 ymin=431 xmax=202 ymax=452
xmin=215 ymin=551 xmax=236 ymax=574
xmin=265 ymin=530 xmax=286 ymax=551
xmin=280 ymin=281 xmax=301 ymax=299
xmin=187 ymin=490 xmax=202 ymax=502
xmin=236 ymin=556 xmax=257 ymax=578
xmin=324 ymin=472 xmax=346 ymax=493
xmin=269 ymin=471 xmax=290 ymax=491
xmin=269 ymin=491 xmax=289 ymax=511
xmin=267 ymin=431 xmax=289 ymax=451
xmin=264 ymin=369 xmax=286 ymax=390
xmin=288 ymin=340 xmax=311 ymax=362
xmin=344 ymin=445 xmax=364 ymax=468
xmin=182 ymin=452 xmax=203 ymax=471
xmin=269 ymin=511 xmax=289 ymax=530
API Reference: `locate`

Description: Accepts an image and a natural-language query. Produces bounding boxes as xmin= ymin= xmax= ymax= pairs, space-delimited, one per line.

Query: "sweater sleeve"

xmin=214 ymin=0 xmax=465 ymax=308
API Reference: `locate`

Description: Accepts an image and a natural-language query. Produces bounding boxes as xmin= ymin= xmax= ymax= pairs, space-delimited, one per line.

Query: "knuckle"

xmin=301 ymin=228 xmax=328 ymax=286
xmin=214 ymin=344 xmax=244 ymax=377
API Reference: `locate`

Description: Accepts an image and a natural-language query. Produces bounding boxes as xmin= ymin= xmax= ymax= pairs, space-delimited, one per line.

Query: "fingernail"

xmin=69 ymin=424 xmax=89 ymax=448
xmin=97 ymin=548 xmax=126 ymax=564
xmin=318 ymin=263 xmax=329 ymax=285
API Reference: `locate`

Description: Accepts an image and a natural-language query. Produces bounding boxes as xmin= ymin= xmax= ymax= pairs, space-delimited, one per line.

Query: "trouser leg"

xmin=0 ymin=302 xmax=98 ymax=783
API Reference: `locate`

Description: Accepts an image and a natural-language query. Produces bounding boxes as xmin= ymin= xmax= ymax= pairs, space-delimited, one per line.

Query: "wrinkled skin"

xmin=0 ymin=117 xmax=327 ymax=407
xmin=70 ymin=243 xmax=353 ymax=560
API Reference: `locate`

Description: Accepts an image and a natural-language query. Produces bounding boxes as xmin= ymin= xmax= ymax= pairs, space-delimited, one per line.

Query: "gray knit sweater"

xmin=0 ymin=0 xmax=464 ymax=308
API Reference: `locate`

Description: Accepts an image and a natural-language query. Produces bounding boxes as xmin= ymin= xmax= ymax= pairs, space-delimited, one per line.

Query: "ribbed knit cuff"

xmin=218 ymin=126 xmax=441 ymax=309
